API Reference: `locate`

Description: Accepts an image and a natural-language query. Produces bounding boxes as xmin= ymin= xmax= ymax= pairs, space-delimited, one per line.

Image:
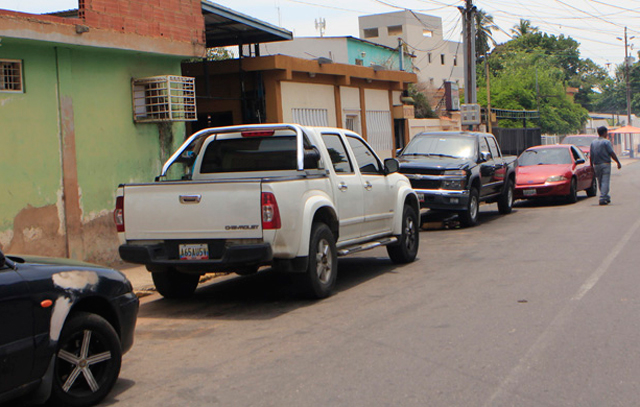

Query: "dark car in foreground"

xmin=398 ymin=131 xmax=517 ymax=227
xmin=0 ymin=249 xmax=138 ymax=407
xmin=515 ymin=144 xmax=596 ymax=203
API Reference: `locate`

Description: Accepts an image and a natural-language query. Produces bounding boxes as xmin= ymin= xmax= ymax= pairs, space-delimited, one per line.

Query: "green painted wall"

xmin=0 ymin=37 xmax=187 ymax=254
xmin=0 ymin=42 xmax=62 ymax=231
xmin=347 ymin=39 xmax=413 ymax=72
xmin=67 ymin=47 xmax=185 ymax=218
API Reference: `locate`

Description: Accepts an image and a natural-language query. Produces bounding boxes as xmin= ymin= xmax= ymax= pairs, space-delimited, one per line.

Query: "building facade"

xmin=358 ymin=11 xmax=463 ymax=92
xmin=0 ymin=0 xmax=205 ymax=264
xmin=182 ymin=55 xmax=417 ymax=158
xmin=259 ymin=36 xmax=414 ymax=72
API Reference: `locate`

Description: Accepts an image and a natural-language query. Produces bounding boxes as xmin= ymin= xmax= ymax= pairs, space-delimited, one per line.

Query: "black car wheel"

xmin=151 ymin=267 xmax=200 ymax=299
xmin=301 ymin=223 xmax=337 ymax=299
xmin=497 ymin=179 xmax=514 ymax=214
xmin=387 ymin=204 xmax=419 ymax=263
xmin=586 ymin=177 xmax=597 ymax=197
xmin=566 ymin=177 xmax=578 ymax=204
xmin=50 ymin=312 xmax=122 ymax=407
xmin=459 ymin=187 xmax=479 ymax=227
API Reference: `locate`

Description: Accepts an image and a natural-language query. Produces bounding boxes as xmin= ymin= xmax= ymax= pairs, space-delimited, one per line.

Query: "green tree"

xmin=475 ymin=9 xmax=497 ymax=58
xmin=511 ymin=19 xmax=539 ymax=38
xmin=408 ymin=84 xmax=437 ymax=119
xmin=206 ymin=47 xmax=234 ymax=61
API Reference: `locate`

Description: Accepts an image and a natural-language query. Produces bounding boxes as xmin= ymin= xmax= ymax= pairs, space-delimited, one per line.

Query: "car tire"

xmin=586 ymin=177 xmax=597 ymax=197
xmin=50 ymin=312 xmax=122 ymax=407
xmin=459 ymin=187 xmax=479 ymax=227
xmin=497 ymin=178 xmax=514 ymax=214
xmin=151 ymin=267 xmax=200 ymax=298
xmin=566 ymin=178 xmax=578 ymax=204
xmin=235 ymin=266 xmax=260 ymax=276
xmin=387 ymin=204 xmax=419 ymax=264
xmin=301 ymin=223 xmax=337 ymax=299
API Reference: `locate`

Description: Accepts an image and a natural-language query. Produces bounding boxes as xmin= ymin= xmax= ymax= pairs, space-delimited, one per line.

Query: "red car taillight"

xmin=261 ymin=192 xmax=281 ymax=229
xmin=114 ymin=196 xmax=125 ymax=232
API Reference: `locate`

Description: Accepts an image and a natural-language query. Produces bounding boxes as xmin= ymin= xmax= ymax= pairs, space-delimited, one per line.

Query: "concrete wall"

xmin=0 ymin=38 xmax=185 ymax=264
xmin=281 ymin=82 xmax=337 ymax=126
xmin=261 ymin=38 xmax=349 ymax=64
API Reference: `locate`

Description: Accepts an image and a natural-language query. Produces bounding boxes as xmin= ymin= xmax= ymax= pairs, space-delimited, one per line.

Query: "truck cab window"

xmin=321 ymin=134 xmax=353 ymax=173
xmin=346 ymin=136 xmax=382 ymax=174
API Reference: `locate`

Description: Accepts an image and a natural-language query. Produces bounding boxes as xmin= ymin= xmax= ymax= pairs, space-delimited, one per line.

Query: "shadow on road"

xmin=138 ymin=255 xmax=400 ymax=321
xmin=514 ymin=195 xmax=592 ymax=208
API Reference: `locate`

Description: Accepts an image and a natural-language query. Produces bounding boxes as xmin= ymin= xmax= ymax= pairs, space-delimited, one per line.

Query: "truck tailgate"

xmin=123 ymin=181 xmax=263 ymax=240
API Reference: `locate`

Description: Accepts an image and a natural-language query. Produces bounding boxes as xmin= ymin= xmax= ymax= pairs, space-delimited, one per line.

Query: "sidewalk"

xmin=119 ymin=263 xmax=156 ymax=297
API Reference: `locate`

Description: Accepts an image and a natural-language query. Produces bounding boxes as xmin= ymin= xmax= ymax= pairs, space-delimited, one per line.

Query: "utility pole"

xmin=459 ymin=0 xmax=477 ymax=104
xmin=618 ymin=27 xmax=635 ymax=157
xmin=485 ymin=54 xmax=491 ymax=133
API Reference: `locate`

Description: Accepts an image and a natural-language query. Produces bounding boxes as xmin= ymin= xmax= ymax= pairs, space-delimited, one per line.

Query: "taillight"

xmin=261 ymin=192 xmax=281 ymax=229
xmin=114 ymin=196 xmax=125 ymax=232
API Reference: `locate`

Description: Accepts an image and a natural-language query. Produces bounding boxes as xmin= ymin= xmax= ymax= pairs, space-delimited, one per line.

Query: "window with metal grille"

xmin=365 ymin=110 xmax=393 ymax=152
xmin=345 ymin=113 xmax=360 ymax=134
xmin=132 ymin=75 xmax=197 ymax=122
xmin=0 ymin=60 xmax=23 ymax=93
xmin=291 ymin=108 xmax=329 ymax=126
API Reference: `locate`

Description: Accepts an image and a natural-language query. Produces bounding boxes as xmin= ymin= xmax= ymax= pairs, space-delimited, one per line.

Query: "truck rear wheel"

xmin=387 ymin=204 xmax=419 ymax=264
xmin=459 ymin=187 xmax=479 ymax=227
xmin=302 ymin=223 xmax=337 ymax=299
xmin=151 ymin=267 xmax=199 ymax=299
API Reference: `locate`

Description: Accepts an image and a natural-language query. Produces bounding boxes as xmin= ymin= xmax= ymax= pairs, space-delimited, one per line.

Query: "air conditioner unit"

xmin=132 ymin=75 xmax=197 ymax=123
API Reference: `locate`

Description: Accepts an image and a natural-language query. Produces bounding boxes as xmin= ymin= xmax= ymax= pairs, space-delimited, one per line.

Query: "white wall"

xmin=281 ymin=82 xmax=337 ymax=126
xmin=260 ymin=38 xmax=349 ymax=63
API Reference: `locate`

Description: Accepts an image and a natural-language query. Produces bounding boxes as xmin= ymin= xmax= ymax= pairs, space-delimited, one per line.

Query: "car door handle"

xmin=364 ymin=181 xmax=373 ymax=190
xmin=338 ymin=182 xmax=348 ymax=191
xmin=179 ymin=194 xmax=202 ymax=204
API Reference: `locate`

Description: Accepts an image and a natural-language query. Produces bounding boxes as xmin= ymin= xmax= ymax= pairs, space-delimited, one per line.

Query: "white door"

xmin=321 ymin=133 xmax=364 ymax=242
xmin=346 ymin=135 xmax=395 ymax=237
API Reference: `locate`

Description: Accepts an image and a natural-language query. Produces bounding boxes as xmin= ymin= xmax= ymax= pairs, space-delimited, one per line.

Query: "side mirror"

xmin=479 ymin=151 xmax=491 ymax=163
xmin=575 ymin=158 xmax=585 ymax=165
xmin=384 ymin=158 xmax=399 ymax=174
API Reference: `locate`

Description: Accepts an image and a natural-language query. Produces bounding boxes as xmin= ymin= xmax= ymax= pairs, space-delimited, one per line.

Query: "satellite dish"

xmin=316 ymin=57 xmax=333 ymax=65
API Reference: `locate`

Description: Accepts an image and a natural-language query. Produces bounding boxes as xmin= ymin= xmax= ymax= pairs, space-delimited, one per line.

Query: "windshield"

xmin=561 ymin=136 xmax=595 ymax=147
xmin=519 ymin=148 xmax=572 ymax=166
xmin=402 ymin=135 xmax=476 ymax=159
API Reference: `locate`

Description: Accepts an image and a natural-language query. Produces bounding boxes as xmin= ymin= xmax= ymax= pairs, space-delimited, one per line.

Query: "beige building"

xmin=182 ymin=55 xmax=417 ymax=158
xmin=358 ymin=11 xmax=463 ymax=91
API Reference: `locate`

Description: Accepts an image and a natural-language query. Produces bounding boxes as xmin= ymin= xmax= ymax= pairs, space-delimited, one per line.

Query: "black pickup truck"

xmin=397 ymin=131 xmax=517 ymax=227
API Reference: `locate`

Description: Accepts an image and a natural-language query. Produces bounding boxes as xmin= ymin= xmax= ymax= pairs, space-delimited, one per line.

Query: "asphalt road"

xmin=105 ymin=161 xmax=639 ymax=407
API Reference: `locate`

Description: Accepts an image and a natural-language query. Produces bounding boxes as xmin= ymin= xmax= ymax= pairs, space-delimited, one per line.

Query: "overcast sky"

xmin=2 ymin=0 xmax=638 ymax=74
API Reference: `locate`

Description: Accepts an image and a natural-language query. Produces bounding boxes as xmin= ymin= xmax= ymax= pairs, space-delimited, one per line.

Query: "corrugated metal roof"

xmin=202 ymin=1 xmax=293 ymax=47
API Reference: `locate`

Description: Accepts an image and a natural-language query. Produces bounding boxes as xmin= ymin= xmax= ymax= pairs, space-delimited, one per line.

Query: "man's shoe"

xmin=599 ymin=200 xmax=608 ymax=206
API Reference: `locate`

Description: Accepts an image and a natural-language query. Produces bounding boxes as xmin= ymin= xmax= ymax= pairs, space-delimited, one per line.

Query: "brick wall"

xmin=81 ymin=0 xmax=204 ymax=45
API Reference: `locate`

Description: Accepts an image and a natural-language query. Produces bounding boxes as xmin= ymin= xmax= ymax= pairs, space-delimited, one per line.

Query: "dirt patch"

xmin=82 ymin=213 xmax=120 ymax=266
xmin=8 ymin=204 xmax=66 ymax=257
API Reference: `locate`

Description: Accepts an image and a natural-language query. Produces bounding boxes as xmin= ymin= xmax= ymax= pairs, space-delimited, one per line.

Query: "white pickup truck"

xmin=115 ymin=124 xmax=419 ymax=299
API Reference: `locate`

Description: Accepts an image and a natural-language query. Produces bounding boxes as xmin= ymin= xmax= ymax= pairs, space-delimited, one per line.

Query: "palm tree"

xmin=475 ymin=9 xmax=497 ymax=57
xmin=511 ymin=19 xmax=539 ymax=38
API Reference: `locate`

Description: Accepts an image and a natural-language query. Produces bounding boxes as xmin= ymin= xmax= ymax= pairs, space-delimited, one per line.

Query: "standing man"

xmin=590 ymin=126 xmax=622 ymax=205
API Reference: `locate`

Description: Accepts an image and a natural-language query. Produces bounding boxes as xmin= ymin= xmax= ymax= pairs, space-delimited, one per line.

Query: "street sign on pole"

xmin=461 ymin=104 xmax=481 ymax=126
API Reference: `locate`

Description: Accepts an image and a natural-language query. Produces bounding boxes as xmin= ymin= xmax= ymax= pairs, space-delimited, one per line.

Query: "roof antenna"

xmin=315 ymin=18 xmax=326 ymax=38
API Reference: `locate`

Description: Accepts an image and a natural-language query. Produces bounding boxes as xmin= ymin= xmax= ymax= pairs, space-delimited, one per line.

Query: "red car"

xmin=515 ymin=144 xmax=597 ymax=203
xmin=561 ymin=134 xmax=598 ymax=157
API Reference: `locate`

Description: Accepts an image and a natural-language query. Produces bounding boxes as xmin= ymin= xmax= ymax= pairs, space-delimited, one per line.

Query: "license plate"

xmin=523 ymin=189 xmax=536 ymax=196
xmin=417 ymin=193 xmax=425 ymax=202
xmin=179 ymin=243 xmax=209 ymax=260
